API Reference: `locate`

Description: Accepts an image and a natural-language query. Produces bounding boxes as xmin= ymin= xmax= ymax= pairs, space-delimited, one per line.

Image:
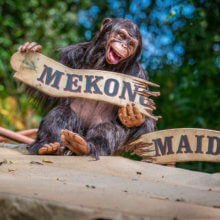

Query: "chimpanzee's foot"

xmin=38 ymin=142 xmax=65 ymax=155
xmin=61 ymin=129 xmax=90 ymax=155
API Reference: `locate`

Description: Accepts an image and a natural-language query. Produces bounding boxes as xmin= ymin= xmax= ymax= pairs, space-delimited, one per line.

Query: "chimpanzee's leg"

xmin=29 ymin=104 xmax=82 ymax=155
xmin=61 ymin=122 xmax=129 ymax=156
xmin=86 ymin=122 xmax=129 ymax=156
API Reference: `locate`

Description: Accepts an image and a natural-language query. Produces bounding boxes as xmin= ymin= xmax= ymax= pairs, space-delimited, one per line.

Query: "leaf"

xmin=42 ymin=158 xmax=53 ymax=163
xmin=5 ymin=96 xmax=17 ymax=111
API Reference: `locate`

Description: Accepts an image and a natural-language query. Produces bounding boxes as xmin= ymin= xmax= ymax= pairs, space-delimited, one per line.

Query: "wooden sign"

xmin=125 ymin=128 xmax=220 ymax=164
xmin=10 ymin=52 xmax=161 ymax=120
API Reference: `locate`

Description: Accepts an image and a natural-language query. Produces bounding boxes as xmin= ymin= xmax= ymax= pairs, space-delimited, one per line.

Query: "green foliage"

xmin=150 ymin=0 xmax=220 ymax=173
xmin=0 ymin=0 xmax=108 ymax=129
xmin=152 ymin=0 xmax=220 ymax=131
xmin=177 ymin=161 xmax=220 ymax=174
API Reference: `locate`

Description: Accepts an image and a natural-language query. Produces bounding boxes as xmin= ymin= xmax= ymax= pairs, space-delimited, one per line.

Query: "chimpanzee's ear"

xmin=100 ymin=18 xmax=112 ymax=32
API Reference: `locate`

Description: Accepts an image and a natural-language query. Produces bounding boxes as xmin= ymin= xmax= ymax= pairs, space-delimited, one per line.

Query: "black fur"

xmin=29 ymin=18 xmax=155 ymax=156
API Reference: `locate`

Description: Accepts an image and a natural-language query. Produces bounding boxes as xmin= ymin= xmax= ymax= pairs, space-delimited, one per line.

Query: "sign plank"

xmin=125 ymin=128 xmax=220 ymax=164
xmin=10 ymin=52 xmax=161 ymax=120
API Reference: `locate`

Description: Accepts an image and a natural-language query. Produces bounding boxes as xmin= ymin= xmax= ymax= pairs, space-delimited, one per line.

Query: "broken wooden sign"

xmin=10 ymin=52 xmax=161 ymax=120
xmin=11 ymin=53 xmax=220 ymax=164
xmin=125 ymin=128 xmax=220 ymax=164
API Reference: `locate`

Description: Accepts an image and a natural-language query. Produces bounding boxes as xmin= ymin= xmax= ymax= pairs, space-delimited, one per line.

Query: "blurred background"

xmin=0 ymin=0 xmax=219 ymax=172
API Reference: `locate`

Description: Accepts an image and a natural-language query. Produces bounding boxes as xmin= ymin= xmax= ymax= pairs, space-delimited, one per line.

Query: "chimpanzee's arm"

xmin=17 ymin=42 xmax=64 ymax=111
xmin=120 ymin=62 xmax=156 ymax=142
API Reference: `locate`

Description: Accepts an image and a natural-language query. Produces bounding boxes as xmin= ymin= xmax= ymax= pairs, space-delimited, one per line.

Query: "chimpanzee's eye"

xmin=118 ymin=32 xmax=126 ymax=40
xmin=120 ymin=33 xmax=125 ymax=39
xmin=129 ymin=41 xmax=135 ymax=48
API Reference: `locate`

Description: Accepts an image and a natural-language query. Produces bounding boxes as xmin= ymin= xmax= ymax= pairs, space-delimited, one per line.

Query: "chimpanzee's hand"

xmin=118 ymin=104 xmax=145 ymax=128
xmin=18 ymin=42 xmax=42 ymax=53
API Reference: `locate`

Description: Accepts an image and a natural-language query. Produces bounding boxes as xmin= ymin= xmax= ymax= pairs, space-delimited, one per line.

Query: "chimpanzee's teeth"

xmin=111 ymin=47 xmax=121 ymax=60
xmin=113 ymin=51 xmax=120 ymax=59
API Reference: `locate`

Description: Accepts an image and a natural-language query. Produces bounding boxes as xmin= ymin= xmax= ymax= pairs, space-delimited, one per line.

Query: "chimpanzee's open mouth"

xmin=107 ymin=46 xmax=124 ymax=64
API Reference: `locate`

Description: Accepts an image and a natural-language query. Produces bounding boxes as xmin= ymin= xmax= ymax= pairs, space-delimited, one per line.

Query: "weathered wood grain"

xmin=125 ymin=128 xmax=220 ymax=164
xmin=10 ymin=52 xmax=161 ymax=120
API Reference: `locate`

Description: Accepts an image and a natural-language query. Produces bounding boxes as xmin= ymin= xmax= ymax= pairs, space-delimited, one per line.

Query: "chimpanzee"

xmin=18 ymin=18 xmax=155 ymax=157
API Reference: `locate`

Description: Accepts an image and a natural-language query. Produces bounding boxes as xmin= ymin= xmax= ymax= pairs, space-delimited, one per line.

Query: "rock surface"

xmin=0 ymin=147 xmax=220 ymax=219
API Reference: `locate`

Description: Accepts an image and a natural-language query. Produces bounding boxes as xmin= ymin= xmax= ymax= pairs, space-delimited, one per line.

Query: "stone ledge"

xmin=0 ymin=192 xmax=147 ymax=220
xmin=0 ymin=148 xmax=220 ymax=219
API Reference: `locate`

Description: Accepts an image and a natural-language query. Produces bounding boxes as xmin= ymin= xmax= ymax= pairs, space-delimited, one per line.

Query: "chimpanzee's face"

xmin=105 ymin=28 xmax=138 ymax=65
